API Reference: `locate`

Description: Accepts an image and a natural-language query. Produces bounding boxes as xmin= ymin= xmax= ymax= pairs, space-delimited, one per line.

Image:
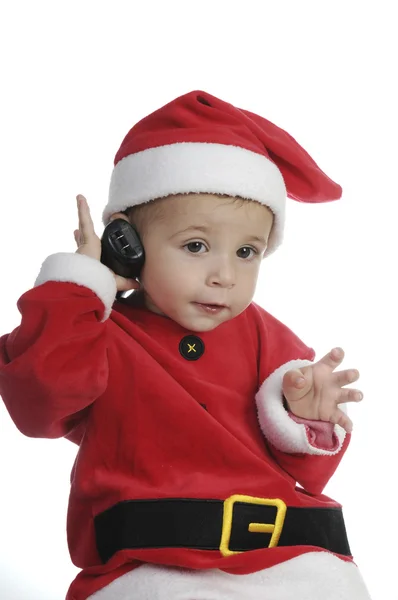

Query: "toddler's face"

xmin=136 ymin=194 xmax=273 ymax=332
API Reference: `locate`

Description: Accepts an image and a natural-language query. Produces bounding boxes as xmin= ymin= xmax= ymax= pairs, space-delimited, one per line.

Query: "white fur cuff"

xmin=256 ymin=359 xmax=346 ymax=455
xmin=34 ymin=252 xmax=117 ymax=321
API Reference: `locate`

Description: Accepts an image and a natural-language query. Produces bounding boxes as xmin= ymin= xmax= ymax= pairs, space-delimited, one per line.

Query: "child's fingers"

xmin=333 ymin=368 xmax=360 ymax=387
xmin=330 ymin=408 xmax=353 ymax=433
xmin=317 ymin=347 xmax=345 ymax=370
xmin=283 ymin=369 xmax=306 ymax=390
xmin=114 ymin=275 xmax=141 ymax=292
xmin=75 ymin=195 xmax=102 ymax=261
xmin=76 ymin=194 xmax=95 ymax=240
xmin=338 ymin=388 xmax=363 ymax=403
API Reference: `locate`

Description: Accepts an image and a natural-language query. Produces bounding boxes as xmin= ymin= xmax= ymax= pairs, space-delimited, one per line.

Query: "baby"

xmin=0 ymin=91 xmax=371 ymax=600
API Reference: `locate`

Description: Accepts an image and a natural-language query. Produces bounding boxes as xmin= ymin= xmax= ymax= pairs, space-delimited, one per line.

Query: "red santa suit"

xmin=0 ymin=251 xmax=371 ymax=600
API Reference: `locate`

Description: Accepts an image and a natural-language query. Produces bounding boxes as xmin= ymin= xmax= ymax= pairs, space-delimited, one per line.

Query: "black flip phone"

xmin=100 ymin=219 xmax=145 ymax=280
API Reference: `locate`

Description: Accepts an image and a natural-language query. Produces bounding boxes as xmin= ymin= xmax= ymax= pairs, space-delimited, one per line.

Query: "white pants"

xmin=88 ymin=552 xmax=372 ymax=600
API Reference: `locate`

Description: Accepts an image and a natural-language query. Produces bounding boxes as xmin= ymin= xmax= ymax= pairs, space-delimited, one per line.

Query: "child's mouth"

xmin=193 ymin=302 xmax=227 ymax=314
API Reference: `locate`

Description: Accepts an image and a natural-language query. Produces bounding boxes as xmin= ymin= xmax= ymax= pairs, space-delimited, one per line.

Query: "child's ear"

xmin=109 ymin=211 xmax=130 ymax=223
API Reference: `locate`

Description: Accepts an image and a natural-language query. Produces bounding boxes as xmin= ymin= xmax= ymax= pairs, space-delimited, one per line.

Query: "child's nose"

xmin=206 ymin=258 xmax=236 ymax=288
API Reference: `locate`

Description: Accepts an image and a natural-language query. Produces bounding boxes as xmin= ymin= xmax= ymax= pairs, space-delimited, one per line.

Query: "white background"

xmin=0 ymin=1 xmax=396 ymax=599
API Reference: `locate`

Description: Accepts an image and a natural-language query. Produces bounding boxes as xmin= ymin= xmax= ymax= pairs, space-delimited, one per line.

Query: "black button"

xmin=179 ymin=335 xmax=205 ymax=361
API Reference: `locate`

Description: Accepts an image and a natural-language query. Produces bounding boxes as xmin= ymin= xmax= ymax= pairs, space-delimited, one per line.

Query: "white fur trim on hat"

xmin=256 ymin=359 xmax=346 ymax=455
xmin=103 ymin=142 xmax=287 ymax=255
xmin=34 ymin=252 xmax=117 ymax=321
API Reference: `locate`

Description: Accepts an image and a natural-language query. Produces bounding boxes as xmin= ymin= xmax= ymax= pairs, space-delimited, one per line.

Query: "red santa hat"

xmin=103 ymin=90 xmax=342 ymax=255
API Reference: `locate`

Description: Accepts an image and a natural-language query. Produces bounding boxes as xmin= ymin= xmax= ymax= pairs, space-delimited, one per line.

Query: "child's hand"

xmin=74 ymin=194 xmax=140 ymax=293
xmin=282 ymin=348 xmax=362 ymax=433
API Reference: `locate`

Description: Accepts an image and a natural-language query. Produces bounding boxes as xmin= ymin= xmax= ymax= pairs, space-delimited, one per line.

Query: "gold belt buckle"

xmin=220 ymin=494 xmax=287 ymax=557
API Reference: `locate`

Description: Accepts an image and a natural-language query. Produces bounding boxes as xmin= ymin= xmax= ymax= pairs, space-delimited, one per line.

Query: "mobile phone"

xmin=100 ymin=219 xmax=145 ymax=280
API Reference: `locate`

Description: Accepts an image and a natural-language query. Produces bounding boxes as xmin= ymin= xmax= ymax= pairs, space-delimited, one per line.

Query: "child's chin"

xmin=176 ymin=313 xmax=229 ymax=333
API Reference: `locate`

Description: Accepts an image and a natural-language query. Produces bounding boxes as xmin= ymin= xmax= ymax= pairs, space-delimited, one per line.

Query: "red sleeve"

xmin=0 ymin=253 xmax=117 ymax=440
xmin=250 ymin=303 xmax=350 ymax=495
xmin=268 ymin=435 xmax=350 ymax=496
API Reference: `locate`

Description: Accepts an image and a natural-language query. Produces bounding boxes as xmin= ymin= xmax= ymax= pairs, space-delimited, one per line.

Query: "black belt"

xmin=94 ymin=496 xmax=351 ymax=564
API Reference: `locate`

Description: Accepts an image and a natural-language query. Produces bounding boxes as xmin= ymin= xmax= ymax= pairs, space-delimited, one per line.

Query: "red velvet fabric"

xmin=0 ymin=282 xmax=351 ymax=600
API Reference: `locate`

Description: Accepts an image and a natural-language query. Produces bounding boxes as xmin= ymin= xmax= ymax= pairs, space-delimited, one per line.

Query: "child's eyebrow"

xmin=248 ymin=235 xmax=268 ymax=244
xmin=171 ymin=225 xmax=210 ymax=237
xmin=171 ymin=226 xmax=267 ymax=245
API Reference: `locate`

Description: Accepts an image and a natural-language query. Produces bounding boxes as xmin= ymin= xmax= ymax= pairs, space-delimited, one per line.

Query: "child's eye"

xmin=237 ymin=246 xmax=257 ymax=259
xmin=185 ymin=241 xmax=206 ymax=254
